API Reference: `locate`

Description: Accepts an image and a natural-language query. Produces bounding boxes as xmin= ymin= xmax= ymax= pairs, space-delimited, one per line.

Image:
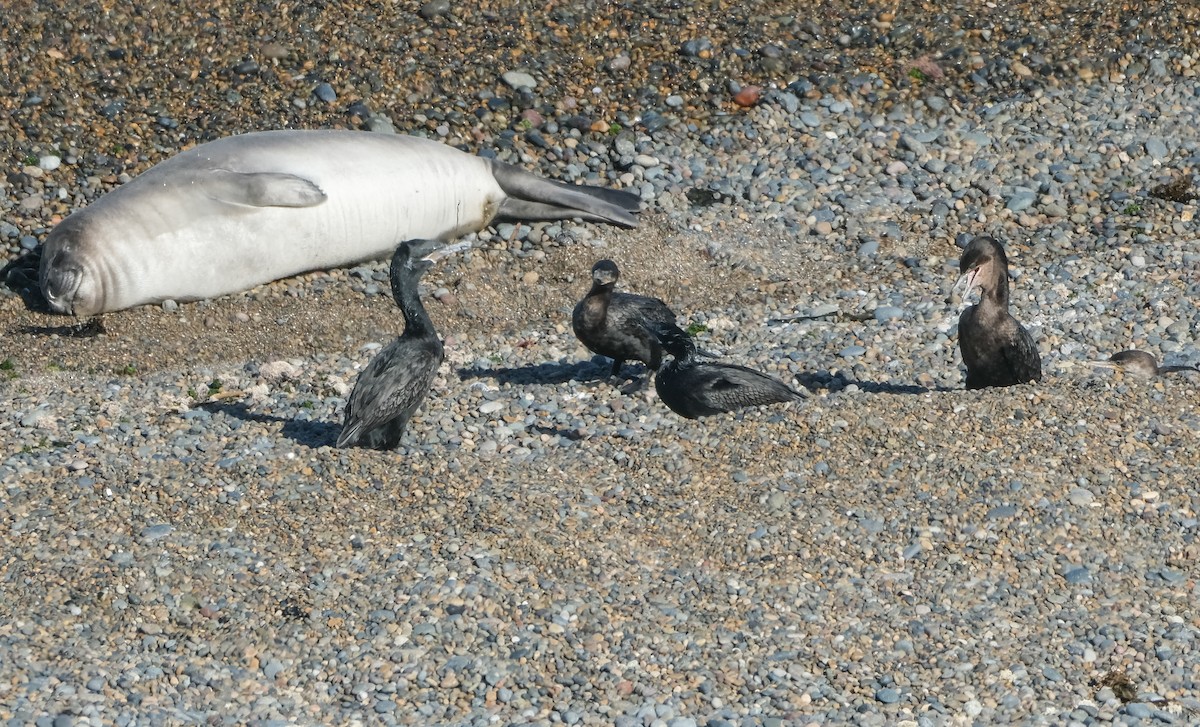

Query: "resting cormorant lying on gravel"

xmin=1092 ymin=350 xmax=1199 ymax=378
xmin=654 ymin=336 xmax=806 ymax=419
xmin=954 ymin=236 xmax=1042 ymax=389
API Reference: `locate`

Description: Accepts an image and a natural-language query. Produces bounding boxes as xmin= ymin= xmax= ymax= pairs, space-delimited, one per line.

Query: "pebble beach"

xmin=2 ymin=1 xmax=1200 ymax=725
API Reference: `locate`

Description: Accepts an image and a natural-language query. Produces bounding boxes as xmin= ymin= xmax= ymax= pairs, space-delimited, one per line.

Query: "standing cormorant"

xmin=954 ymin=236 xmax=1042 ymax=389
xmin=337 ymin=239 xmax=467 ymax=449
xmin=572 ymin=259 xmax=698 ymax=378
xmin=654 ymin=336 xmax=806 ymax=419
xmin=1091 ymin=350 xmax=1199 ymax=378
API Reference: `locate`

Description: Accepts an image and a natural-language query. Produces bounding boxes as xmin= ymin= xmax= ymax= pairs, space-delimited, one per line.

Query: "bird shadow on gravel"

xmin=198 ymin=400 xmax=341 ymax=448
xmin=797 ymin=372 xmax=953 ymax=395
xmin=457 ymin=359 xmax=635 ymax=386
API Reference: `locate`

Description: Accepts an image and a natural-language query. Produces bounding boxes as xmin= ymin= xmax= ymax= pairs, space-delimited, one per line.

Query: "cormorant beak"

xmin=422 ymin=241 xmax=472 ymax=264
xmin=950 ymin=268 xmax=981 ymax=308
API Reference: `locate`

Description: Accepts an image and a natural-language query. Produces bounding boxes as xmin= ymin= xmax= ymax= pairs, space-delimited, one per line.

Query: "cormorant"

xmin=337 ymin=239 xmax=467 ymax=449
xmin=1092 ymin=350 xmax=1199 ymax=378
xmin=572 ymin=259 xmax=699 ymax=378
xmin=654 ymin=336 xmax=806 ymax=419
xmin=954 ymin=236 xmax=1042 ymax=389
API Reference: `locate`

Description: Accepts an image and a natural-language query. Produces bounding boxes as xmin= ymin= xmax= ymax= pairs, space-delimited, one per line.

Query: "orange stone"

xmin=733 ymin=86 xmax=762 ymax=107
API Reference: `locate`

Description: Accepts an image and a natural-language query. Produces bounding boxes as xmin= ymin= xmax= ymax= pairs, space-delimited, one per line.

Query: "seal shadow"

xmin=199 ymin=400 xmax=342 ymax=448
xmin=457 ymin=359 xmax=633 ymax=386
xmin=16 ymin=318 xmax=108 ymax=338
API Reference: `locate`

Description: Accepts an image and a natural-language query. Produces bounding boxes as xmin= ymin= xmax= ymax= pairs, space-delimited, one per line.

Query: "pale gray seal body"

xmin=39 ymin=129 xmax=640 ymax=316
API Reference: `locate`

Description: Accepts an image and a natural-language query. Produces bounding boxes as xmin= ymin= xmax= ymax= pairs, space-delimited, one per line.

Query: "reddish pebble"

xmin=733 ymin=85 xmax=762 ymax=107
xmin=519 ymin=109 xmax=543 ymax=128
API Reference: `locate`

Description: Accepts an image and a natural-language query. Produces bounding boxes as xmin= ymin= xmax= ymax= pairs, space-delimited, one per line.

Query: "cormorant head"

xmin=954 ymin=235 xmax=1009 ymax=302
xmin=1086 ymin=349 xmax=1199 ymax=377
xmin=590 ymin=259 xmax=620 ymax=288
xmin=1095 ymin=349 xmax=1160 ymax=378
xmin=656 ymin=329 xmax=695 ymax=362
xmin=391 ymin=239 xmax=471 ymax=277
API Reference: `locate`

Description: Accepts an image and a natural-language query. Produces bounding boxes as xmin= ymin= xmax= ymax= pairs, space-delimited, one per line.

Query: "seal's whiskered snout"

xmin=41 ymin=264 xmax=82 ymax=312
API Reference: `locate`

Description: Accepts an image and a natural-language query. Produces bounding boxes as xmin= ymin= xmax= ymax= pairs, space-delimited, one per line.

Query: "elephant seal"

xmin=39 ymin=129 xmax=641 ymax=316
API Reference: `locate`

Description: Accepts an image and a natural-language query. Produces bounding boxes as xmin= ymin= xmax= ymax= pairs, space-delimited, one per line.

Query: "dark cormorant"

xmin=1092 ymin=350 xmax=1199 ymax=378
xmin=954 ymin=236 xmax=1042 ymax=389
xmin=654 ymin=336 xmax=806 ymax=419
xmin=337 ymin=239 xmax=467 ymax=449
xmin=572 ymin=259 xmax=698 ymax=378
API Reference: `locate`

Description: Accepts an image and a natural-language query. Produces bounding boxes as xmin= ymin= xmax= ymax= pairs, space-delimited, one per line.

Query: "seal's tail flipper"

xmin=491 ymin=161 xmax=640 ymax=228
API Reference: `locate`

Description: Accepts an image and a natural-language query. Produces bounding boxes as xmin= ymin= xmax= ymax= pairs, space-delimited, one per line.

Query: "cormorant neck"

xmin=981 ymin=266 xmax=1010 ymax=310
xmin=1161 ymin=364 xmax=1199 ymax=374
xmin=588 ymin=281 xmax=614 ymax=300
xmin=667 ymin=347 xmax=696 ymax=366
xmin=392 ymin=272 xmax=435 ymax=337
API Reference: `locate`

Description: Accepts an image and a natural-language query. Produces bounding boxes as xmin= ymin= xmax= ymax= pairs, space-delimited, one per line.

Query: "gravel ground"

xmin=3 ymin=1 xmax=1200 ymax=725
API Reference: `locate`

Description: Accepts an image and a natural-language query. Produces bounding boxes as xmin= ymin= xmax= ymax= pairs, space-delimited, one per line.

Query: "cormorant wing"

xmin=700 ymin=363 xmax=805 ymax=408
xmin=610 ymin=291 xmax=679 ymax=327
xmin=339 ymin=339 xmax=442 ymax=444
xmin=1001 ymin=325 xmax=1042 ymax=384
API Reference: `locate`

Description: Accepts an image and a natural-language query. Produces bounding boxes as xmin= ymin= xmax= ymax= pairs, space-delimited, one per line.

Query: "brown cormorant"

xmin=954 ymin=236 xmax=1042 ymax=389
xmin=654 ymin=336 xmax=806 ymax=418
xmin=1092 ymin=350 xmax=1199 ymax=378
xmin=337 ymin=239 xmax=467 ymax=449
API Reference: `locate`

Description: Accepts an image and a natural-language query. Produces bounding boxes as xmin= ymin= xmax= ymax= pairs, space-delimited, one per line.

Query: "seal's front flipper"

xmin=206 ymin=170 xmax=327 ymax=208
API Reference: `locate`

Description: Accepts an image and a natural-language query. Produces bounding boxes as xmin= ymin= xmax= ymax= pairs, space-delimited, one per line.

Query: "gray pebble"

xmin=374 ymin=699 xmax=396 ymax=713
xmin=139 ymin=524 xmax=174 ymax=543
xmin=502 ymin=70 xmax=537 ymax=89
xmin=1145 ymin=137 xmax=1168 ymax=161
xmin=1063 ymin=567 xmax=1091 ymax=584
xmin=313 ymin=83 xmax=337 ymax=103
xmin=1068 ymin=488 xmax=1095 ymax=506
xmin=418 ymin=0 xmax=451 ymax=19
xmin=20 ymin=404 xmax=54 ymax=428
xmin=1006 ymin=192 xmax=1037 ymax=212
xmin=874 ymin=306 xmax=904 ymax=322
